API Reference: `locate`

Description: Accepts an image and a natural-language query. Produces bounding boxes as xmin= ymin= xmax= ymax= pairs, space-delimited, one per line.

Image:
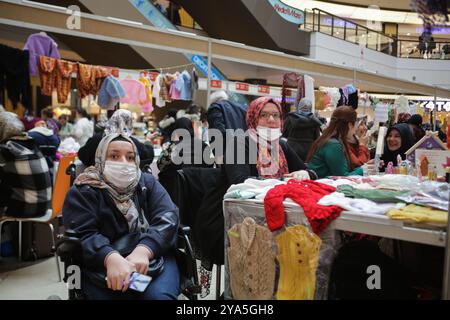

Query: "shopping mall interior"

xmin=0 ymin=0 xmax=450 ymax=303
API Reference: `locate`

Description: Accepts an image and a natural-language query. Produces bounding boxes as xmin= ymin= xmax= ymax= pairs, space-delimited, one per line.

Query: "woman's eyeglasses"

xmin=259 ymin=112 xmax=281 ymax=120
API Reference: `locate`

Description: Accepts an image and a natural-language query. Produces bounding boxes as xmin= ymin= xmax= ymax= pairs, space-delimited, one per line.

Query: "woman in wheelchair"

xmin=62 ymin=132 xmax=180 ymax=300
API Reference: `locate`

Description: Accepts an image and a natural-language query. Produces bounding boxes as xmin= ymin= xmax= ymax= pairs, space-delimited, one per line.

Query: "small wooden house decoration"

xmin=405 ymin=131 xmax=448 ymax=165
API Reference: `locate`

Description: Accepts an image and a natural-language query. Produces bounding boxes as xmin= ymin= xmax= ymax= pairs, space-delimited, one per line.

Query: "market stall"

xmin=223 ymin=175 xmax=449 ymax=300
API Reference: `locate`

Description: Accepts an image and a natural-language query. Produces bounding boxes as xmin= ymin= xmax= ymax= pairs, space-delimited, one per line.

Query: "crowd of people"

xmin=1 ymin=90 xmax=448 ymax=300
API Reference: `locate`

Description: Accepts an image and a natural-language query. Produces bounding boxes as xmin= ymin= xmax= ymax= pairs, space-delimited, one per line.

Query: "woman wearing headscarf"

xmin=192 ymin=97 xmax=316 ymax=271
xmin=381 ymin=123 xmax=414 ymax=170
xmin=282 ymin=98 xmax=323 ymax=161
xmin=78 ymin=109 xmax=154 ymax=170
xmin=307 ymin=106 xmax=368 ymax=179
xmin=62 ymin=132 xmax=179 ymax=300
xmin=225 ymin=96 xmax=316 ymax=184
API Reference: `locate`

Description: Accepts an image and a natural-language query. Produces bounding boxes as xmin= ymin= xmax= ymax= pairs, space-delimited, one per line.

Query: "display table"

xmin=223 ymin=198 xmax=449 ymax=299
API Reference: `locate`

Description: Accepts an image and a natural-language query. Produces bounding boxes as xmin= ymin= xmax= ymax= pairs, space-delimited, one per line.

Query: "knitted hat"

xmin=98 ymin=76 xmax=125 ymax=110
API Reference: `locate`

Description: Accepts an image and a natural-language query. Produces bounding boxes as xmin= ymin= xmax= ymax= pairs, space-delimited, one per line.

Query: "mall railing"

xmin=398 ymin=40 xmax=450 ymax=60
xmin=299 ymin=8 xmax=397 ymax=56
xmin=299 ymin=8 xmax=450 ymax=60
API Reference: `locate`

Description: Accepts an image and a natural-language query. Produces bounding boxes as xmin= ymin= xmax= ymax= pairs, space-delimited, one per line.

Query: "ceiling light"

xmin=406 ymin=33 xmax=411 ymax=36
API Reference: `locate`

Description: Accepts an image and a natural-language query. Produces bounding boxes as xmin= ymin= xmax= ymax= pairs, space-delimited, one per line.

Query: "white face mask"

xmin=103 ymin=160 xmax=137 ymax=189
xmin=256 ymin=126 xmax=282 ymax=142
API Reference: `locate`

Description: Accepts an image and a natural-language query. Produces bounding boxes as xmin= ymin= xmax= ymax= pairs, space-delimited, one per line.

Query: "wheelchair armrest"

xmin=178 ymin=224 xmax=191 ymax=236
xmin=56 ymin=226 xmax=83 ymax=266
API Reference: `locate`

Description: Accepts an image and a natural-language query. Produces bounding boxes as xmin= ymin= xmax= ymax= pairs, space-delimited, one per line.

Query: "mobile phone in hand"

xmin=129 ymin=272 xmax=152 ymax=292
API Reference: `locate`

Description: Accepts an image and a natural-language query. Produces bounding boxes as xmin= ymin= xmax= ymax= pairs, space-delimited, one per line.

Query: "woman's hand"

xmin=284 ymin=170 xmax=310 ymax=181
xmin=126 ymin=246 xmax=153 ymax=275
xmin=105 ymin=252 xmax=136 ymax=292
xmin=359 ymin=134 xmax=369 ymax=146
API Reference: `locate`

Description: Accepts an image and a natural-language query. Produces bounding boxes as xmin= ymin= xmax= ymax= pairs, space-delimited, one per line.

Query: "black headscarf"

xmin=381 ymin=123 xmax=414 ymax=167
xmin=174 ymin=117 xmax=195 ymax=139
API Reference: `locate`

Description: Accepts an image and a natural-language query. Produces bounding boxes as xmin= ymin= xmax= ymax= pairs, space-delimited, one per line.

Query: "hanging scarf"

xmin=74 ymin=133 xmax=148 ymax=231
xmin=246 ymin=97 xmax=288 ymax=179
xmin=38 ymin=56 xmax=57 ymax=96
xmin=281 ymin=73 xmax=305 ymax=113
xmin=56 ymin=59 xmax=74 ymax=104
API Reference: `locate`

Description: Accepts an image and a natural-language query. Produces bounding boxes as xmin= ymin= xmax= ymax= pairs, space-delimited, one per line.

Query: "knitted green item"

xmin=336 ymin=185 xmax=408 ymax=203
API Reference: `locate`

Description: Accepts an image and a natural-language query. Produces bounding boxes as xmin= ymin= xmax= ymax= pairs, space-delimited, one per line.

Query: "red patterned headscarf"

xmin=246 ymin=97 xmax=288 ymax=179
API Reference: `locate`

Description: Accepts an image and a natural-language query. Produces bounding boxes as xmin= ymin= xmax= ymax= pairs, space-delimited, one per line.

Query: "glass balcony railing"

xmin=398 ymin=40 xmax=450 ymax=59
xmin=299 ymin=8 xmax=450 ymax=60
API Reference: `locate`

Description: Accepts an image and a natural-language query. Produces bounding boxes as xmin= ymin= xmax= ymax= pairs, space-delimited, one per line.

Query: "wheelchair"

xmin=55 ymin=163 xmax=201 ymax=300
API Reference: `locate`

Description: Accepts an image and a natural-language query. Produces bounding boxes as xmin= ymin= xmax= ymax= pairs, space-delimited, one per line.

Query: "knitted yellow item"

xmin=227 ymin=217 xmax=276 ymax=300
xmin=139 ymin=77 xmax=152 ymax=104
xmin=275 ymin=225 xmax=322 ymax=300
xmin=388 ymin=204 xmax=448 ymax=224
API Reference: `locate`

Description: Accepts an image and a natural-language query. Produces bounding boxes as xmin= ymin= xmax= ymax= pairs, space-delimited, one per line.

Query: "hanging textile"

xmin=77 ymin=63 xmax=95 ymax=98
xmin=98 ymin=75 xmax=125 ymax=110
xmin=56 ymin=59 xmax=74 ymax=104
xmin=281 ymin=72 xmax=305 ymax=113
xmin=0 ymin=44 xmax=32 ymax=110
xmin=24 ymin=32 xmax=60 ymax=76
xmin=190 ymin=68 xmax=199 ymax=101
xmin=276 ymin=225 xmax=322 ymax=300
xmin=139 ymin=76 xmax=153 ymax=113
xmin=227 ymin=217 xmax=276 ymax=300
xmin=76 ymin=63 xmax=109 ymax=98
xmin=176 ymin=70 xmax=192 ymax=101
xmin=304 ymin=74 xmax=315 ymax=112
xmin=153 ymin=74 xmax=165 ymax=108
xmin=38 ymin=56 xmax=57 ymax=96
xmin=160 ymin=74 xmax=172 ymax=102
xmin=169 ymin=72 xmax=181 ymax=100
xmin=120 ymin=78 xmax=147 ymax=106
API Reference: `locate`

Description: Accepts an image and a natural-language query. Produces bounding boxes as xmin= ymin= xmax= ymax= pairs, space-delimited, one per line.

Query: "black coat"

xmin=224 ymin=135 xmax=316 ymax=185
xmin=78 ymin=132 xmax=155 ymax=169
xmin=62 ymin=173 xmax=179 ymax=271
xmin=283 ymin=111 xmax=322 ymax=161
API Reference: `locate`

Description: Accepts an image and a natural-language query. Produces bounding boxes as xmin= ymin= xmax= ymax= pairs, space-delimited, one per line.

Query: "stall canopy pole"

xmin=206 ymin=39 xmax=212 ymax=109
xmin=434 ymin=86 xmax=437 ymax=131
xmin=443 ymin=201 xmax=450 ymax=300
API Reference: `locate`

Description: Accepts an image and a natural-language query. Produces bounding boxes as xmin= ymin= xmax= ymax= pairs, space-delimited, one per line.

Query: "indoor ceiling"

xmin=282 ymin=0 xmax=450 ymax=24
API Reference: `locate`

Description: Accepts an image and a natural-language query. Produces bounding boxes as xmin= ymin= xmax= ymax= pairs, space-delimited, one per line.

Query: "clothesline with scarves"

xmin=38 ymin=56 xmax=199 ymax=114
xmin=0 ymin=32 xmax=199 ymax=114
xmin=281 ymin=72 xmax=360 ymax=113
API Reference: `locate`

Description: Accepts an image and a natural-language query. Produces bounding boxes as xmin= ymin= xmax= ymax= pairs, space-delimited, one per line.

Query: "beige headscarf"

xmin=74 ymin=133 xmax=148 ymax=231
